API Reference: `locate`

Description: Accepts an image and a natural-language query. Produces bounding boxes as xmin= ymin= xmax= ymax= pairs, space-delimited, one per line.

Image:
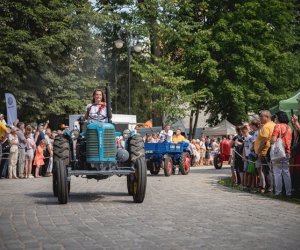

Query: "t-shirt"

xmin=172 ymin=135 xmax=186 ymax=143
xmin=243 ymin=135 xmax=253 ymax=157
xmin=254 ymin=121 xmax=275 ymax=156
xmin=272 ymin=123 xmax=292 ymax=155
xmin=0 ymin=122 xmax=7 ymax=138
xmin=86 ymin=103 xmax=108 ymax=122
xmin=159 ymin=130 xmax=173 ymax=142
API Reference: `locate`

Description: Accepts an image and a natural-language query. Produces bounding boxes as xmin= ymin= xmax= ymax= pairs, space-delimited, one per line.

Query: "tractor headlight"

xmin=70 ymin=129 xmax=80 ymax=140
xmin=122 ymin=129 xmax=130 ymax=139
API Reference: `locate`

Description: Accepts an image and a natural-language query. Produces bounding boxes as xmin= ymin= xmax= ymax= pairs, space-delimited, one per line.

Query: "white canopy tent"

xmin=202 ymin=120 xmax=236 ymax=137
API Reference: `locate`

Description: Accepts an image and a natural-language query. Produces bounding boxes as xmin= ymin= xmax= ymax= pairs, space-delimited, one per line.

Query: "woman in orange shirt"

xmin=271 ymin=111 xmax=292 ymax=197
xmin=33 ymin=139 xmax=46 ymax=178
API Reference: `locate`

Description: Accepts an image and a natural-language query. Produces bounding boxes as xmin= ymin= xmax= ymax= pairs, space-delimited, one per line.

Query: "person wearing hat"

xmin=8 ymin=126 xmax=19 ymax=179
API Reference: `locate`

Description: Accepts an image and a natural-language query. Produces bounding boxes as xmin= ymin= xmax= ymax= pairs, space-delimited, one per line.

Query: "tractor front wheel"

xmin=56 ymin=159 xmax=69 ymax=204
xmin=127 ymin=175 xmax=134 ymax=196
xmin=132 ymin=157 xmax=147 ymax=203
xmin=214 ymin=153 xmax=223 ymax=169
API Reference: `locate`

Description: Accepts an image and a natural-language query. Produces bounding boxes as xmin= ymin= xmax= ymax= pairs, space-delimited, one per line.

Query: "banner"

xmin=5 ymin=93 xmax=17 ymax=125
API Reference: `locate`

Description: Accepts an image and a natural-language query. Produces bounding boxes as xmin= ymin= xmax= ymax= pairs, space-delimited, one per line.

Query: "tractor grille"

xmin=103 ymin=128 xmax=116 ymax=159
xmin=86 ymin=129 xmax=99 ymax=159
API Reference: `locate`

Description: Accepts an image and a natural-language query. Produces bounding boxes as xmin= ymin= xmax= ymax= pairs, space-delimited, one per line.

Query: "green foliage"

xmin=0 ymin=0 xmax=102 ymax=121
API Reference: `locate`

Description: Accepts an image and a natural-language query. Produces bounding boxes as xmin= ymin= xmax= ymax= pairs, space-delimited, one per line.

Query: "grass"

xmin=218 ymin=177 xmax=300 ymax=205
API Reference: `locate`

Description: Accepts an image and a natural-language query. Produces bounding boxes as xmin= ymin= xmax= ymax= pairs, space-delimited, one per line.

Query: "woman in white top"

xmin=8 ymin=127 xmax=19 ymax=179
xmin=85 ymin=89 xmax=108 ymax=122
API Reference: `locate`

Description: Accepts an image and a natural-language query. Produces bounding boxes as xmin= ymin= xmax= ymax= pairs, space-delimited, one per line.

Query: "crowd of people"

xmin=141 ymin=110 xmax=300 ymax=197
xmin=0 ymin=115 xmax=64 ymax=179
xmin=143 ymin=125 xmax=223 ymax=167
xmin=228 ymin=110 xmax=300 ymax=197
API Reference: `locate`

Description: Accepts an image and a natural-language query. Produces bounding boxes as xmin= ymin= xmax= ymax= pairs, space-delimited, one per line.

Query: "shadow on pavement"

xmin=25 ymin=191 xmax=133 ymax=205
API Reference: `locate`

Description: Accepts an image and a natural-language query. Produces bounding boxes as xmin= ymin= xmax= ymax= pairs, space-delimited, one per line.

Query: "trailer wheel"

xmin=179 ymin=152 xmax=191 ymax=175
xmin=149 ymin=161 xmax=160 ymax=175
xmin=164 ymin=155 xmax=173 ymax=177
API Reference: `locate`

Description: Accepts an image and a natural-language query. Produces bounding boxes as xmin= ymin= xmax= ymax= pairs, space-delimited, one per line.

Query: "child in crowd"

xmin=33 ymin=139 xmax=46 ymax=178
xmin=242 ymin=125 xmax=253 ymax=191
xmin=24 ymin=125 xmax=36 ymax=178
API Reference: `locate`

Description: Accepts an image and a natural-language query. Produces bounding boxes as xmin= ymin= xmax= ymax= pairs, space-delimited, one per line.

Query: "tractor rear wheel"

xmin=214 ymin=153 xmax=223 ymax=169
xmin=132 ymin=157 xmax=147 ymax=203
xmin=53 ymin=161 xmax=58 ymax=197
xmin=56 ymin=159 xmax=69 ymax=204
xmin=164 ymin=155 xmax=173 ymax=177
xmin=53 ymin=135 xmax=70 ymax=166
xmin=128 ymin=134 xmax=145 ymax=163
xmin=179 ymin=152 xmax=191 ymax=175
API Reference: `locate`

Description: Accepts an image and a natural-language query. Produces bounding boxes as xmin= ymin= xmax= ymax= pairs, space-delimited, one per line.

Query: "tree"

xmin=0 ymin=0 xmax=102 ymax=122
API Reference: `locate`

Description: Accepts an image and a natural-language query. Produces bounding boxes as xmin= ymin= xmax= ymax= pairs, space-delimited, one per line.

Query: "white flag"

xmin=5 ymin=93 xmax=17 ymax=125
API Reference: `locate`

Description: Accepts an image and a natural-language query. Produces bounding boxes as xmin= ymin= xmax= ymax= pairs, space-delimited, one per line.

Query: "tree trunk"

xmin=192 ymin=103 xmax=200 ymax=139
xmin=189 ymin=110 xmax=194 ymax=140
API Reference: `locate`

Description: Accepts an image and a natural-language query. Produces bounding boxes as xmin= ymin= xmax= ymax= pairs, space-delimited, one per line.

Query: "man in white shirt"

xmin=159 ymin=125 xmax=173 ymax=142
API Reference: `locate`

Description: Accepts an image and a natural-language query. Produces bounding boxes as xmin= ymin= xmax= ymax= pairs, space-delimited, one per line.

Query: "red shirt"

xmin=272 ymin=123 xmax=292 ymax=155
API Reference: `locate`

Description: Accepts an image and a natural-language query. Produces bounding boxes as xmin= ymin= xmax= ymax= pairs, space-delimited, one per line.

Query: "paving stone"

xmin=0 ymin=166 xmax=299 ymax=249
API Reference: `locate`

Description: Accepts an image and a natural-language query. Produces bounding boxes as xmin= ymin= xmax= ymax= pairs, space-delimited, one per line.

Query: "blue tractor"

xmin=52 ymin=87 xmax=147 ymax=204
xmin=145 ymin=142 xmax=191 ymax=176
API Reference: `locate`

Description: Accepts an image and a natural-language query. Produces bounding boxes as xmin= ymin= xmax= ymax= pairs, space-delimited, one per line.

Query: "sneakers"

xmin=28 ymin=175 xmax=34 ymax=179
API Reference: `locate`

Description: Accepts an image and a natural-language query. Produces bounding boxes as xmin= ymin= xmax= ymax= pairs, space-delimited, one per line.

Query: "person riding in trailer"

xmin=85 ymin=89 xmax=108 ymax=122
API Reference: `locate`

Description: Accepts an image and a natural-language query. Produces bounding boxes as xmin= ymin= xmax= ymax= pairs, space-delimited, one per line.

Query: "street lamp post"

xmin=114 ymin=39 xmax=142 ymax=115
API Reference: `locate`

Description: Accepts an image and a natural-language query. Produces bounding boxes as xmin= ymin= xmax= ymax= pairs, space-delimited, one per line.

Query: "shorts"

xmin=255 ymin=157 xmax=268 ymax=169
xmin=25 ymin=149 xmax=34 ymax=160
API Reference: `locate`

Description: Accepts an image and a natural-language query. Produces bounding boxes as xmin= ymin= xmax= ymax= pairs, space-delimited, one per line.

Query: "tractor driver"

xmin=85 ymin=89 xmax=108 ymax=122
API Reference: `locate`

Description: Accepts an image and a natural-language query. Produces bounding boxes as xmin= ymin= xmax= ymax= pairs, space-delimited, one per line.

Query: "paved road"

xmin=0 ymin=166 xmax=299 ymax=250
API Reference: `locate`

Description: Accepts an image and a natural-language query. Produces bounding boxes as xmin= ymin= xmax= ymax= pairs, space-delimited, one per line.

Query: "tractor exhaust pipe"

xmin=105 ymin=84 xmax=112 ymax=123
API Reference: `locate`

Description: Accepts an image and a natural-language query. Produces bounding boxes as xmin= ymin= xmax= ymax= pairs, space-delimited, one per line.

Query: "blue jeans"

xmin=0 ymin=159 xmax=9 ymax=178
xmin=272 ymin=156 xmax=292 ymax=196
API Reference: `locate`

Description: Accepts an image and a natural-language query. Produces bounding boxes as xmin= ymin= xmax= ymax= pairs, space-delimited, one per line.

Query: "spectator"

xmin=249 ymin=119 xmax=260 ymax=189
xmin=159 ymin=125 xmax=173 ymax=142
xmin=33 ymin=139 xmax=46 ymax=178
xmin=34 ymin=121 xmax=49 ymax=146
xmin=0 ymin=114 xmax=7 ymax=125
xmin=8 ymin=127 xmax=19 ymax=179
xmin=204 ymin=138 xmax=212 ymax=165
xmin=44 ymin=128 xmax=53 ymax=177
xmin=232 ymin=126 xmax=244 ymax=185
xmin=16 ymin=122 xmax=26 ymax=178
xmin=24 ymin=125 xmax=35 ymax=178
xmin=189 ymin=140 xmax=198 ymax=166
xmin=0 ymin=136 xmax=10 ymax=178
xmin=271 ymin=111 xmax=292 ymax=197
xmin=0 ymin=119 xmax=9 ymax=163
xmin=241 ymin=125 xmax=253 ymax=191
xmin=199 ymin=138 xmax=206 ymax=166
xmin=172 ymin=129 xmax=186 ymax=143
xmin=254 ymin=110 xmax=275 ymax=193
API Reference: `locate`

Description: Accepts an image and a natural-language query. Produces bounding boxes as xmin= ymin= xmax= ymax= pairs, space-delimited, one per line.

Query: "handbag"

xmin=270 ymin=125 xmax=288 ymax=161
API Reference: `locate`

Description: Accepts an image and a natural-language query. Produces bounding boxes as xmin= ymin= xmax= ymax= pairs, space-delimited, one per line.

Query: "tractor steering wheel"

xmin=87 ymin=104 xmax=107 ymax=122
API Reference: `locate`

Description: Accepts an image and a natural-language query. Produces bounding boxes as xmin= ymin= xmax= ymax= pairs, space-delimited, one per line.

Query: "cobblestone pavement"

xmin=0 ymin=166 xmax=299 ymax=250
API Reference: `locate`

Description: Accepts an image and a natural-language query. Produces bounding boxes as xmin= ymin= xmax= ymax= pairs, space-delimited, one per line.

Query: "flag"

xmin=5 ymin=93 xmax=17 ymax=125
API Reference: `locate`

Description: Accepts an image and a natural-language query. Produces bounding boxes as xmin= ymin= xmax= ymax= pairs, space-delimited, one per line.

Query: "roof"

xmin=202 ymin=120 xmax=236 ymax=136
